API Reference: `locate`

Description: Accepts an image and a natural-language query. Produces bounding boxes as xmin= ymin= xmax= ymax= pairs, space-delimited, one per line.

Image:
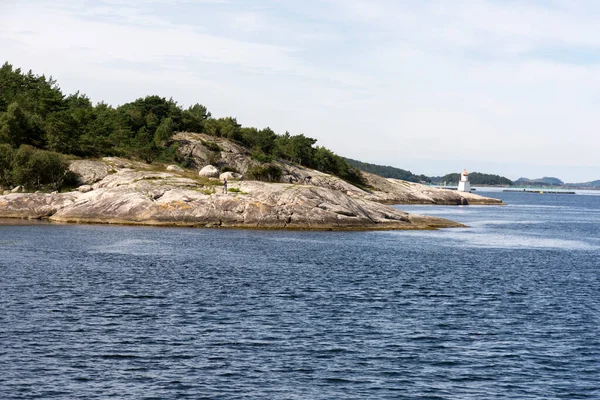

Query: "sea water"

xmin=1 ymin=191 xmax=598 ymax=399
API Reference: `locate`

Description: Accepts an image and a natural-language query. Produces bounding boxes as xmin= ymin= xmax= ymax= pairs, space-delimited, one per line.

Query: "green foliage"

xmin=228 ymin=187 xmax=244 ymax=193
xmin=154 ymin=117 xmax=175 ymax=147
xmin=241 ymin=127 xmax=277 ymax=154
xmin=311 ymin=147 xmax=365 ymax=186
xmin=246 ymin=164 xmax=282 ymax=182
xmin=344 ymin=157 xmax=428 ymax=183
xmin=273 ymin=132 xmax=317 ymax=166
xmin=118 ymin=95 xmax=182 ymax=133
xmin=204 ymin=117 xmax=241 ymax=141
xmin=0 ymin=62 xmax=65 ymax=118
xmin=9 ymin=145 xmax=75 ymax=190
xmin=44 ymin=109 xmax=80 ymax=154
xmin=0 ymin=102 xmax=29 ymax=147
xmin=0 ymin=62 xmax=369 ymax=186
xmin=250 ymin=149 xmax=273 ymax=163
xmin=181 ymin=104 xmax=210 ymax=132
xmin=0 ymin=143 xmax=14 ymax=187
xmin=312 ymin=147 xmax=343 ymax=175
xmin=203 ymin=141 xmax=222 ymax=152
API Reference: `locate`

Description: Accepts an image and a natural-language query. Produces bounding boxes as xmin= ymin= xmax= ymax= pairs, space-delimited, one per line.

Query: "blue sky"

xmin=1 ymin=0 xmax=599 ymax=182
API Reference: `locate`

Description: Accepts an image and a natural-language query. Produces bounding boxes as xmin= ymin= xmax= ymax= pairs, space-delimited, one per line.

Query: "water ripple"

xmin=1 ymin=192 xmax=599 ymax=399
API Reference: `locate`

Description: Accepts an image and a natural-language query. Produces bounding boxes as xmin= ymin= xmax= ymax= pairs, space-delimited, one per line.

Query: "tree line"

xmin=344 ymin=157 xmax=514 ymax=186
xmin=0 ymin=62 xmax=364 ymax=189
xmin=344 ymin=158 xmax=431 ymax=183
xmin=430 ymin=172 xmax=513 ymax=186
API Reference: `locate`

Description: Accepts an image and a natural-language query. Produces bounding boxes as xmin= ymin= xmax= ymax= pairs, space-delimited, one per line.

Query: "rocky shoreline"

xmin=0 ymin=133 xmax=502 ymax=231
xmin=0 ymin=167 xmax=462 ymax=231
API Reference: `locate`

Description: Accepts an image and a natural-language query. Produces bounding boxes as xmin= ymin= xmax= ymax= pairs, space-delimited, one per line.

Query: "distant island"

xmin=0 ymin=62 xmax=501 ymax=230
xmin=345 ymin=159 xmax=599 ymax=190
xmin=344 ymin=158 xmax=514 ymax=186
xmin=514 ymin=176 xmax=600 ymax=189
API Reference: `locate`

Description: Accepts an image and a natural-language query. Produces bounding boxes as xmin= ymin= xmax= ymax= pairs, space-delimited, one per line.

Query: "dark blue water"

xmin=1 ymin=191 xmax=599 ymax=399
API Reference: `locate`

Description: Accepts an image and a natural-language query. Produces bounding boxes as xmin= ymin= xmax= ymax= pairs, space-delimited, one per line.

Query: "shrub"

xmin=250 ymin=149 xmax=272 ymax=163
xmin=10 ymin=145 xmax=76 ymax=190
xmin=246 ymin=164 xmax=282 ymax=182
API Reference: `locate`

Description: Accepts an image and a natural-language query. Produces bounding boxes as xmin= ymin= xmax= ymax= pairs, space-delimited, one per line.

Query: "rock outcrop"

xmin=0 ymin=133 xmax=503 ymax=230
xmin=360 ymin=172 xmax=503 ymax=205
xmin=69 ymin=160 xmax=109 ymax=185
xmin=0 ymin=159 xmax=464 ymax=230
xmin=172 ymin=132 xmax=501 ymax=206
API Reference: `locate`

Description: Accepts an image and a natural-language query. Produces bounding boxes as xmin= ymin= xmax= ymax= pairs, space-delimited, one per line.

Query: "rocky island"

xmin=0 ymin=132 xmax=501 ymax=231
xmin=0 ymin=63 xmax=502 ymax=230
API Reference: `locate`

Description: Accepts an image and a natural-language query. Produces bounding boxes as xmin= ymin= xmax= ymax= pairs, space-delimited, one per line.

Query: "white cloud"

xmin=1 ymin=0 xmax=599 ymax=181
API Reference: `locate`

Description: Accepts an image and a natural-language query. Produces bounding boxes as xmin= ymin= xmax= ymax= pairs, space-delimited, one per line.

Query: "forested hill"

xmin=344 ymin=158 xmax=513 ymax=186
xmin=0 ymin=62 xmax=363 ymax=190
xmin=571 ymin=179 xmax=600 ymax=188
xmin=344 ymin=158 xmax=430 ymax=183
xmin=430 ymin=172 xmax=513 ymax=186
xmin=514 ymin=177 xmax=563 ymax=186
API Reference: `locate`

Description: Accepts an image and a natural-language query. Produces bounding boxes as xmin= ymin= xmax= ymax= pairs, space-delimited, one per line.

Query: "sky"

xmin=1 ymin=0 xmax=599 ymax=182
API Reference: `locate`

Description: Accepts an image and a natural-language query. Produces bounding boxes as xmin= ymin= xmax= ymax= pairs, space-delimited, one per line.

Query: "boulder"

xmin=69 ymin=160 xmax=109 ymax=185
xmin=166 ymin=165 xmax=184 ymax=172
xmin=219 ymin=172 xmax=242 ymax=181
xmin=199 ymin=165 xmax=219 ymax=178
xmin=11 ymin=186 xmax=24 ymax=193
xmin=78 ymin=185 xmax=93 ymax=193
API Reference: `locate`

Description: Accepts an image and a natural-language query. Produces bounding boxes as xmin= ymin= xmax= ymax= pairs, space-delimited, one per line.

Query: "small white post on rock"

xmin=457 ymin=169 xmax=471 ymax=192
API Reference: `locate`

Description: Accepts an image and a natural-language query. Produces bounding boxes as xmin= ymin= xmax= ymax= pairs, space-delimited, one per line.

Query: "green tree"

xmin=118 ymin=95 xmax=182 ymax=134
xmin=204 ymin=117 xmax=242 ymax=141
xmin=344 ymin=157 xmax=425 ymax=182
xmin=134 ymin=127 xmax=157 ymax=162
xmin=0 ymin=102 xmax=29 ymax=147
xmin=246 ymin=164 xmax=282 ymax=182
xmin=274 ymin=133 xmax=316 ymax=165
xmin=0 ymin=63 xmax=66 ymax=117
xmin=312 ymin=146 xmax=341 ymax=174
xmin=11 ymin=145 xmax=72 ymax=190
xmin=154 ymin=117 xmax=174 ymax=147
xmin=181 ymin=103 xmax=210 ymax=132
xmin=0 ymin=143 xmax=14 ymax=187
xmin=241 ymin=127 xmax=277 ymax=154
xmin=44 ymin=110 xmax=79 ymax=154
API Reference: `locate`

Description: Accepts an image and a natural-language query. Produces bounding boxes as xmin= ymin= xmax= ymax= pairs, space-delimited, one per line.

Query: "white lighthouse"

xmin=457 ymin=169 xmax=471 ymax=192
